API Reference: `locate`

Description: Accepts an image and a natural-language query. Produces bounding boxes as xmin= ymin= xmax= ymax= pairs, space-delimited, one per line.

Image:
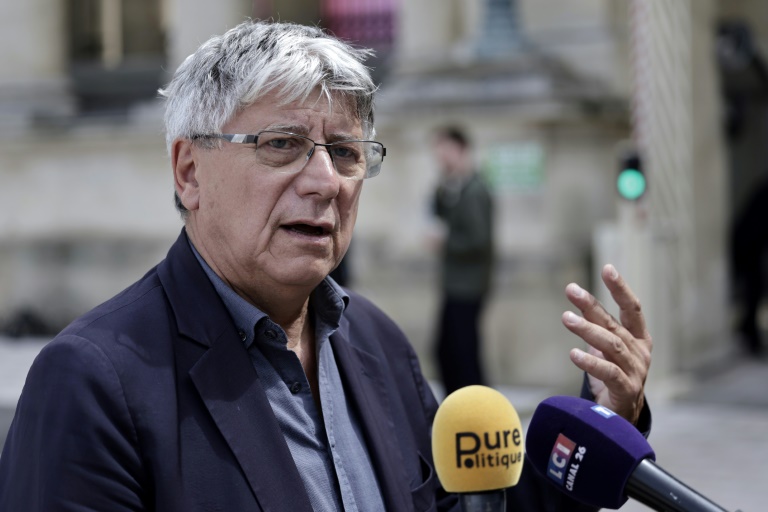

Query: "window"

xmin=321 ymin=0 xmax=398 ymax=82
xmin=68 ymin=0 xmax=166 ymax=113
xmin=321 ymin=0 xmax=396 ymax=48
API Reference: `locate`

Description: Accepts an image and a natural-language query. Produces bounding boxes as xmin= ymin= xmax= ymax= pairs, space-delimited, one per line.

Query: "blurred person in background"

xmin=430 ymin=127 xmax=495 ymax=396
xmin=0 ymin=20 xmax=652 ymax=512
xmin=730 ymin=176 xmax=768 ymax=357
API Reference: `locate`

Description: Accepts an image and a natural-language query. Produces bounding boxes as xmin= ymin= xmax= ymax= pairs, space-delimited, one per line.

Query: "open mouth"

xmin=283 ymin=223 xmax=329 ymax=236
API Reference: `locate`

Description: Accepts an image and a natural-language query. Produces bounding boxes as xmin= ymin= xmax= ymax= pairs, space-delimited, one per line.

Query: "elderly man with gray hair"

xmin=0 ymin=20 xmax=652 ymax=512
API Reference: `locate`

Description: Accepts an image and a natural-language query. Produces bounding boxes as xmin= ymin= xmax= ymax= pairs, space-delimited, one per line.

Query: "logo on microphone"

xmin=590 ymin=404 xmax=617 ymax=418
xmin=546 ymin=433 xmax=587 ymax=491
xmin=454 ymin=428 xmax=522 ymax=470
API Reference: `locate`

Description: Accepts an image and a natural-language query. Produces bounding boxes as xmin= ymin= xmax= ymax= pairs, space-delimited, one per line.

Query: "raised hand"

xmin=561 ymin=264 xmax=653 ymax=425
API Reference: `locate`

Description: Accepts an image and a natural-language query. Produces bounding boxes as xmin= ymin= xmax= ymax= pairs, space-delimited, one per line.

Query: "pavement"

xmin=615 ymin=357 xmax=768 ymax=512
xmin=0 ymin=336 xmax=766 ymax=511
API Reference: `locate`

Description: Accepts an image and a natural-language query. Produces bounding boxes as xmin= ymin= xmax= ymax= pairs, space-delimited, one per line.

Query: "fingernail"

xmin=564 ymin=311 xmax=583 ymax=326
xmin=571 ymin=348 xmax=585 ymax=361
xmin=568 ymin=283 xmax=585 ymax=298
xmin=606 ymin=264 xmax=618 ymax=280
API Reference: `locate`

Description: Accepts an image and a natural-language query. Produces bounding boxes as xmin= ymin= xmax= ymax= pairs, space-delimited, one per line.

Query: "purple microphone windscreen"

xmin=525 ymin=396 xmax=655 ymax=509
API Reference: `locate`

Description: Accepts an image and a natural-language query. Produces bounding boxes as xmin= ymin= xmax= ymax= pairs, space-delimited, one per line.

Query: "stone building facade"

xmin=1 ymin=0 xmax=764 ymax=393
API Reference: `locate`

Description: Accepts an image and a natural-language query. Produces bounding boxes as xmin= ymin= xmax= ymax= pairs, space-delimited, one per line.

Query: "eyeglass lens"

xmin=255 ymin=131 xmax=383 ymax=179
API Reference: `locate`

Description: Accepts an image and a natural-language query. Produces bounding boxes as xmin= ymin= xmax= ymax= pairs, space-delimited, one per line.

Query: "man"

xmin=431 ymin=127 xmax=494 ymax=395
xmin=0 ymin=20 xmax=652 ymax=511
xmin=730 ymin=176 xmax=768 ymax=357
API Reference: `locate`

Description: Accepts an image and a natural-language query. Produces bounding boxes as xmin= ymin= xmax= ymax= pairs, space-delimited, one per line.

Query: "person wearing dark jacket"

xmin=431 ymin=127 xmax=495 ymax=395
xmin=730 ymin=177 xmax=768 ymax=356
xmin=0 ymin=20 xmax=653 ymax=511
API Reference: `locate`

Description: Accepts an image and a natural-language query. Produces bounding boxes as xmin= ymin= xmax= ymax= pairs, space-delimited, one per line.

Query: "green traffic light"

xmin=617 ymin=168 xmax=646 ymax=200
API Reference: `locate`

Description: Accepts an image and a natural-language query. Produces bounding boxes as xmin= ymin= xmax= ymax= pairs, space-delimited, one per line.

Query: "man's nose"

xmin=295 ymin=145 xmax=341 ymax=197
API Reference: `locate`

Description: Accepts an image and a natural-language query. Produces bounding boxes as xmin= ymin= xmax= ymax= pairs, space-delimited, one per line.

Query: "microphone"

xmin=432 ymin=385 xmax=524 ymax=512
xmin=525 ymin=395 xmax=734 ymax=511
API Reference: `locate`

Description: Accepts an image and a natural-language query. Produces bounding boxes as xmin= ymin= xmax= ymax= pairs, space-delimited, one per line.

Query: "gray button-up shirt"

xmin=190 ymin=243 xmax=385 ymax=511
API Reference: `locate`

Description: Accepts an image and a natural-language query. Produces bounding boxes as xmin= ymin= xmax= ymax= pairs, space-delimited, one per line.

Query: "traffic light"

xmin=617 ymin=151 xmax=646 ymax=201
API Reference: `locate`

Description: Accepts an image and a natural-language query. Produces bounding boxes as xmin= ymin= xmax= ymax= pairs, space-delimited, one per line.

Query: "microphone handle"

xmin=626 ymin=459 xmax=730 ymax=512
xmin=459 ymin=490 xmax=506 ymax=512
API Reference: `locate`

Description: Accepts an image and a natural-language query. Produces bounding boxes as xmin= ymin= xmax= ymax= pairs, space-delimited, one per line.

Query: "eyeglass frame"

xmin=192 ymin=130 xmax=386 ymax=180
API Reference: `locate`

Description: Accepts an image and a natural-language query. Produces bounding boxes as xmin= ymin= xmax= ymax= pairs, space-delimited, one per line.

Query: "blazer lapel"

xmin=331 ymin=327 xmax=414 ymax=512
xmin=159 ymin=230 xmax=313 ymax=512
xmin=188 ymin=339 xmax=314 ymax=512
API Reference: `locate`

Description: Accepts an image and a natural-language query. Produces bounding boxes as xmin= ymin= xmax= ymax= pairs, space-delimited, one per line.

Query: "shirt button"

xmin=264 ymin=329 xmax=277 ymax=340
xmin=289 ymin=382 xmax=302 ymax=394
xmin=237 ymin=330 xmax=246 ymax=342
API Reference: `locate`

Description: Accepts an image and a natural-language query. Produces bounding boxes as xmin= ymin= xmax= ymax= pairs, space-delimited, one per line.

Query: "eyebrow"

xmin=262 ymin=123 xmax=362 ymax=142
xmin=265 ymin=123 xmax=309 ymax=135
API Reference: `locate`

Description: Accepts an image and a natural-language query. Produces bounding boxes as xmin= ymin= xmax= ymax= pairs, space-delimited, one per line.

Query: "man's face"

xmin=174 ymin=89 xmax=364 ymax=297
xmin=433 ymin=137 xmax=465 ymax=177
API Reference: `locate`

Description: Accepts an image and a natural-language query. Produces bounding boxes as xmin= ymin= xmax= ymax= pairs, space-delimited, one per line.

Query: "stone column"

xmin=622 ymin=0 xmax=727 ymax=397
xmin=165 ymin=0 xmax=250 ymax=75
xmin=0 ymin=0 xmax=73 ymax=130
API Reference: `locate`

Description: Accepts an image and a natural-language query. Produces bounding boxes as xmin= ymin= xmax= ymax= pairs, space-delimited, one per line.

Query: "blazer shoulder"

xmin=342 ymin=290 xmax=418 ymax=358
xmin=54 ymin=265 xmax=176 ymax=373
xmin=63 ymin=266 xmax=166 ymax=337
xmin=343 ymin=290 xmax=407 ymax=337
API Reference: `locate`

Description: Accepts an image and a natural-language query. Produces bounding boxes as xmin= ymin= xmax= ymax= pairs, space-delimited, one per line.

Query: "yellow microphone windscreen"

xmin=432 ymin=385 xmax=524 ymax=493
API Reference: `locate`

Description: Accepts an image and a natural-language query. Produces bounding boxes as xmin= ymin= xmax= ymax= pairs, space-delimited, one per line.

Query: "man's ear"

xmin=171 ymin=139 xmax=200 ymax=212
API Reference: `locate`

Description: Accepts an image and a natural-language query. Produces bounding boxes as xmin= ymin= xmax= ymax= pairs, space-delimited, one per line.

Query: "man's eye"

xmin=331 ymin=146 xmax=356 ymax=159
xmin=267 ymin=138 xmax=292 ymax=149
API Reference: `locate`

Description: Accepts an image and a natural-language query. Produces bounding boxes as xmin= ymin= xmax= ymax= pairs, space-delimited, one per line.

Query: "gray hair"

xmin=159 ymin=20 xmax=378 ymax=216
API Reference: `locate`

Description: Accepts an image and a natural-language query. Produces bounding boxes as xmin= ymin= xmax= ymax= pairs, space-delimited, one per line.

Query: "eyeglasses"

xmin=196 ymin=130 xmax=386 ymax=180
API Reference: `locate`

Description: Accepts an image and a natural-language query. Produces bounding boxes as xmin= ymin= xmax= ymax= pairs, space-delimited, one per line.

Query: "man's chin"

xmin=272 ymin=263 xmax=335 ymax=288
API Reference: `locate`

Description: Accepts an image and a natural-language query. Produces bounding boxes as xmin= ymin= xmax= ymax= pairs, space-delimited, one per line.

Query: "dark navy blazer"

xmin=0 ymin=230 xmax=600 ymax=511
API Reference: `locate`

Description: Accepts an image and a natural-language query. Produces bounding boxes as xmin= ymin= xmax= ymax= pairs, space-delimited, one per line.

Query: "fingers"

xmin=564 ymin=282 xmax=624 ymax=339
xmin=600 ymin=264 xmax=651 ymax=342
xmin=564 ymin=265 xmax=652 ymax=355
xmin=562 ymin=310 xmax=640 ymax=375
xmin=562 ymin=267 xmax=651 ymax=375
xmin=569 ymin=348 xmax=628 ymax=390
xmin=569 ymin=347 xmax=645 ymax=423
xmin=562 ymin=264 xmax=652 ymax=424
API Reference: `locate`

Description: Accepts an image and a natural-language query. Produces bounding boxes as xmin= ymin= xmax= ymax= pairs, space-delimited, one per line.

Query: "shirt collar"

xmin=310 ymin=274 xmax=349 ymax=334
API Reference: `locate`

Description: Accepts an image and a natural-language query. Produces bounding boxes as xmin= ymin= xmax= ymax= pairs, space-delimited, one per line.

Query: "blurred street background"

xmin=1 ymin=0 xmax=768 ymax=510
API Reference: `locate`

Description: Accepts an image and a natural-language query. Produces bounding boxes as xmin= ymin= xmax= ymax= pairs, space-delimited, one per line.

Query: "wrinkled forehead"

xmin=251 ymin=88 xmax=361 ymax=129
xmin=230 ymin=87 xmax=363 ymax=136
xmin=274 ymin=87 xmax=359 ymax=121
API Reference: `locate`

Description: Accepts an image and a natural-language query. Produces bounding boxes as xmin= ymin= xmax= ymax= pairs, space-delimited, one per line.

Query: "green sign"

xmin=483 ymin=142 xmax=544 ymax=192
